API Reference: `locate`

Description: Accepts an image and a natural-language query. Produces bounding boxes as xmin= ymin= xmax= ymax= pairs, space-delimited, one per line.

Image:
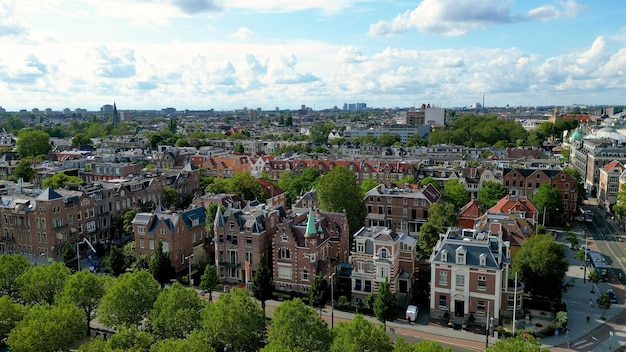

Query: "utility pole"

xmin=185 ymin=254 xmax=194 ymax=288
xmin=584 ymin=234 xmax=588 ymax=283
xmin=330 ymin=272 xmax=336 ymax=328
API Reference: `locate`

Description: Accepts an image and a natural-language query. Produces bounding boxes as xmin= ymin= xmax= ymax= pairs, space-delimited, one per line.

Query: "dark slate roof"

xmin=182 ymin=206 xmax=206 ymax=228
xmin=432 ymin=239 xmax=500 ymax=269
xmin=36 ymin=188 xmax=63 ymax=201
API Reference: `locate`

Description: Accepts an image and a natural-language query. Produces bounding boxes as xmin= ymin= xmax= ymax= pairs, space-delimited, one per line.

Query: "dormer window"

xmin=455 ymin=246 xmax=467 ymax=265
xmin=479 ymin=253 xmax=486 ymax=266
xmin=441 ymin=250 xmax=448 ymax=262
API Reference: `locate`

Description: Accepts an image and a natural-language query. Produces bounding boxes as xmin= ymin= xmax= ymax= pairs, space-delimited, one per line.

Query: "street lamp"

xmin=330 ymin=272 xmax=336 ymax=328
xmin=583 ymin=231 xmax=589 ymax=283
xmin=485 ymin=302 xmax=492 ymax=349
xmin=185 ymin=254 xmax=194 ymax=288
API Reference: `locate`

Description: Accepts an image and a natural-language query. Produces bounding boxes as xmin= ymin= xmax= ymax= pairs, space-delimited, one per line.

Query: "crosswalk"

xmin=569 ymin=339 xmax=595 ymax=350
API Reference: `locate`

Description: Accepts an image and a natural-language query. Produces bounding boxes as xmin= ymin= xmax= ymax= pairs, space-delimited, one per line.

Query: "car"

xmin=606 ymin=289 xmax=618 ymax=303
xmin=405 ymin=305 xmax=418 ymax=323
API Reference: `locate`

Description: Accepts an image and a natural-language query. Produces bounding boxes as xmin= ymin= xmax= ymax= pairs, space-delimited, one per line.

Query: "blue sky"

xmin=0 ymin=0 xmax=625 ymax=111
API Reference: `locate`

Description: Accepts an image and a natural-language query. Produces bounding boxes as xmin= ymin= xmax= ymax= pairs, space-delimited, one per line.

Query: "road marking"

xmin=572 ymin=341 xmax=594 ymax=349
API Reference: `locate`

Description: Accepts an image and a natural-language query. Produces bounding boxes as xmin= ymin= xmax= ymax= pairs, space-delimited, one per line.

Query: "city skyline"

xmin=0 ymin=0 xmax=625 ymax=111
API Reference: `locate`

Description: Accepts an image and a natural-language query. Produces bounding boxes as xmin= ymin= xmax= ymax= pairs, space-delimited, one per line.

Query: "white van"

xmin=405 ymin=305 xmax=418 ymax=322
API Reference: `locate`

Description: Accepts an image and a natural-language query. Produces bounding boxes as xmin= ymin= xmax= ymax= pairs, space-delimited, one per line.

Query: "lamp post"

xmin=185 ymin=254 xmax=194 ymax=288
xmin=330 ymin=272 xmax=336 ymax=328
xmin=76 ymin=240 xmax=81 ymax=272
xmin=583 ymin=231 xmax=589 ymax=283
xmin=485 ymin=301 xmax=491 ymax=349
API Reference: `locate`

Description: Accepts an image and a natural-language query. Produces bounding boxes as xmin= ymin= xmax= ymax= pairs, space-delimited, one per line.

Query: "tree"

xmin=234 ymin=144 xmax=244 ymax=153
xmin=163 ymin=186 xmax=180 ymax=209
xmin=564 ymin=167 xmax=585 ymax=205
xmin=0 ymin=254 xmax=31 ymax=300
xmin=251 ymin=253 xmax=273 ymax=315
xmin=71 ymin=133 xmax=93 ymax=148
xmin=147 ymin=283 xmax=204 ymax=339
xmin=16 ymin=129 xmax=52 ymax=158
xmin=477 ymin=181 xmax=508 ymax=210
xmin=316 ymin=165 xmax=368 ymax=238
xmin=17 ymin=262 xmax=71 ymax=305
xmin=373 ymin=277 xmax=397 ymax=330
xmin=149 ymin=240 xmax=175 ymax=287
xmin=588 ymin=269 xmax=600 ymax=292
xmin=150 ymin=335 xmax=214 ymax=352
xmin=331 ymin=315 xmax=392 ymax=352
xmin=511 ymin=234 xmax=569 ymax=300
xmin=417 ymin=203 xmax=457 ymax=254
xmin=597 ymin=291 xmax=611 ymax=319
xmin=614 ymin=183 xmax=626 ymax=220
xmin=575 ymin=250 xmax=586 ymax=267
xmin=123 ymin=208 xmax=138 ymax=233
xmin=205 ymin=203 xmax=225 ymax=241
xmin=0 ymin=295 xmax=26 ymax=342
xmin=200 ymin=264 xmax=220 ymax=301
xmin=486 ymin=334 xmax=549 ymax=351
xmin=532 ymin=183 xmax=564 ymax=226
xmin=61 ymin=241 xmax=77 ymax=270
xmin=42 ymin=172 xmax=83 ymax=189
xmin=12 ymin=158 xmax=35 ymax=182
xmin=420 ymin=176 xmax=441 ymax=190
xmin=199 ymin=288 xmax=267 ymax=352
xmin=104 ymin=245 xmax=127 ymax=276
xmin=418 ymin=221 xmax=441 ymax=255
xmin=106 ymin=324 xmax=155 ymax=351
xmin=98 ymin=270 xmax=161 ymax=327
xmin=443 ymin=178 xmax=470 ymax=211
xmin=393 ymin=337 xmax=451 ymax=352
xmin=262 ymin=298 xmax=332 ymax=352
xmin=230 ymin=172 xmax=267 ymax=202
xmin=360 ymin=178 xmax=380 ymax=197
xmin=58 ymin=269 xmax=111 ymax=336
xmin=8 ymin=303 xmax=84 ymax=352
xmin=309 ymin=274 xmax=328 ymax=316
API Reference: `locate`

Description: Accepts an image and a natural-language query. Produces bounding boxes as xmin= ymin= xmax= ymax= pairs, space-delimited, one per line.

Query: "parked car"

xmin=405 ymin=305 xmax=418 ymax=322
xmin=606 ymin=289 xmax=618 ymax=303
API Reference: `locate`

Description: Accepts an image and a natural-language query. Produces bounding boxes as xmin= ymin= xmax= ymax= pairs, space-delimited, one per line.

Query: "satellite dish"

xmin=56 ymin=233 xmax=63 ymax=240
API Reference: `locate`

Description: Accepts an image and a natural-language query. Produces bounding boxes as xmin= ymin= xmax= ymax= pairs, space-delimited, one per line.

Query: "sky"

xmin=1 ymin=0 xmax=626 ymax=111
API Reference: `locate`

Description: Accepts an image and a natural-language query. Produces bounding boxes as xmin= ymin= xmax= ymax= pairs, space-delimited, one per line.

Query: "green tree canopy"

xmin=98 ymin=270 xmax=161 ymax=327
xmin=106 ymin=324 xmax=156 ymax=352
xmin=393 ymin=337 xmax=451 ymax=352
xmin=477 ymin=181 xmax=508 ymax=211
xmin=230 ymin=172 xmax=268 ymax=202
xmin=532 ymin=183 xmax=564 ymax=226
xmin=373 ymin=277 xmax=397 ymax=329
xmin=262 ymin=298 xmax=332 ymax=352
xmin=511 ymin=234 xmax=568 ymax=300
xmin=417 ymin=202 xmax=457 ymax=254
xmin=12 ymin=158 xmax=35 ymax=182
xmin=360 ymin=178 xmax=380 ymax=197
xmin=16 ymin=129 xmax=52 ymax=158
xmin=316 ymin=165 xmax=368 ymax=237
xmin=147 ymin=282 xmax=204 ymax=339
xmin=420 ymin=176 xmax=441 ymax=190
xmin=0 ymin=253 xmax=31 ymax=300
xmin=17 ymin=261 xmax=71 ymax=305
xmin=41 ymin=172 xmax=83 ymax=189
xmin=0 ymin=295 xmax=26 ymax=342
xmin=277 ymin=167 xmax=321 ymax=205
xmin=205 ymin=203 xmax=226 ymax=241
xmin=251 ymin=253 xmax=273 ymax=315
xmin=331 ymin=315 xmax=392 ymax=352
xmin=200 ymin=264 xmax=220 ymax=301
xmin=614 ymin=183 xmax=626 ymax=220
xmin=123 ymin=208 xmax=138 ymax=233
xmin=162 ymin=186 xmax=180 ymax=209
xmin=57 ymin=269 xmax=111 ymax=336
xmin=443 ymin=178 xmax=470 ymax=211
xmin=309 ymin=274 xmax=328 ymax=316
xmin=8 ymin=303 xmax=84 ymax=352
xmin=150 ymin=335 xmax=214 ymax=352
xmin=149 ymin=240 xmax=175 ymax=287
xmin=104 ymin=245 xmax=128 ymax=276
xmin=71 ymin=133 xmax=93 ymax=148
xmin=198 ymin=288 xmax=267 ymax=352
xmin=486 ymin=334 xmax=549 ymax=351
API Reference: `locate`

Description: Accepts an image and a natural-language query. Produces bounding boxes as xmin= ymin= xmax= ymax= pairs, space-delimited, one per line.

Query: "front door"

xmin=455 ymin=300 xmax=465 ymax=317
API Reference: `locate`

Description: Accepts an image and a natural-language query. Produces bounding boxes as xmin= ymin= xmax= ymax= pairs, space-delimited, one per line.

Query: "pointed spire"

xmin=305 ymin=208 xmax=317 ymax=238
xmin=214 ymin=205 xmax=224 ymax=228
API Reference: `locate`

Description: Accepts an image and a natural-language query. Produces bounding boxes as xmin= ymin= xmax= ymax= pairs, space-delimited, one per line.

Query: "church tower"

xmin=112 ymin=102 xmax=120 ymax=125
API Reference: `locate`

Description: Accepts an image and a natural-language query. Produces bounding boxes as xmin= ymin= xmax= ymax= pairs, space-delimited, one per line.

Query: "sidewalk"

xmin=545 ymin=219 xmax=626 ymax=351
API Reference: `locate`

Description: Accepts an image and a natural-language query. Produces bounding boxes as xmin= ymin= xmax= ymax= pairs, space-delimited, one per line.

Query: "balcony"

xmin=219 ymin=261 xmax=241 ymax=268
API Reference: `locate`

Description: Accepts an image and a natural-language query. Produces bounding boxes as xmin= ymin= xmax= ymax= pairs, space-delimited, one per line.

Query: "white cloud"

xmin=370 ymin=0 xmax=585 ymax=37
xmin=230 ymin=27 xmax=255 ymax=41
xmin=227 ymin=0 xmax=364 ymax=15
xmin=336 ymin=46 xmax=368 ymax=64
xmin=0 ymin=0 xmax=28 ymax=36
xmin=369 ymin=0 xmax=518 ymax=37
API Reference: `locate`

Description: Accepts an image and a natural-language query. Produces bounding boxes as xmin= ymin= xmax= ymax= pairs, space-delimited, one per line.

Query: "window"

xmin=229 ymin=250 xmax=237 ymax=263
xmin=354 ymin=279 xmax=362 ymax=291
xmin=301 ymin=269 xmax=310 ymax=281
xmin=278 ymin=266 xmax=292 ymax=279
xmin=439 ymin=270 xmax=448 ymax=285
xmin=245 ymin=237 xmax=252 ymax=248
xmin=455 ymin=274 xmax=465 ymax=289
xmin=281 ymin=232 xmax=288 ymax=242
xmin=455 ymin=248 xmax=466 ymax=264
xmin=364 ymin=280 xmax=372 ymax=292
xmin=367 ymin=261 xmax=374 ymax=272
xmin=139 ymin=239 xmax=144 ymax=249
xmin=477 ymin=300 xmax=486 ymax=316
xmin=246 ymin=252 xmax=252 ymax=264
xmin=192 ymin=232 xmax=196 ymax=243
xmin=380 ymin=248 xmax=388 ymax=259
xmin=230 ymin=221 xmax=235 ymax=231
xmin=356 ymin=241 xmax=365 ymax=253
xmin=149 ymin=239 xmax=155 ymax=250
xmin=441 ymin=250 xmax=448 ymax=262
xmin=41 ymin=219 xmax=46 ymax=229
xmin=507 ymin=294 xmax=515 ymax=310
xmin=478 ymin=275 xmax=486 ymax=291
xmin=162 ymin=241 xmax=169 ymax=252
xmin=439 ymin=295 xmax=447 ymax=309
xmin=279 ymin=248 xmax=291 ymax=259
xmin=479 ymin=253 xmax=486 ymax=266
xmin=378 ymin=266 xmax=389 ymax=280
xmin=387 ymin=197 xmax=392 ymax=204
